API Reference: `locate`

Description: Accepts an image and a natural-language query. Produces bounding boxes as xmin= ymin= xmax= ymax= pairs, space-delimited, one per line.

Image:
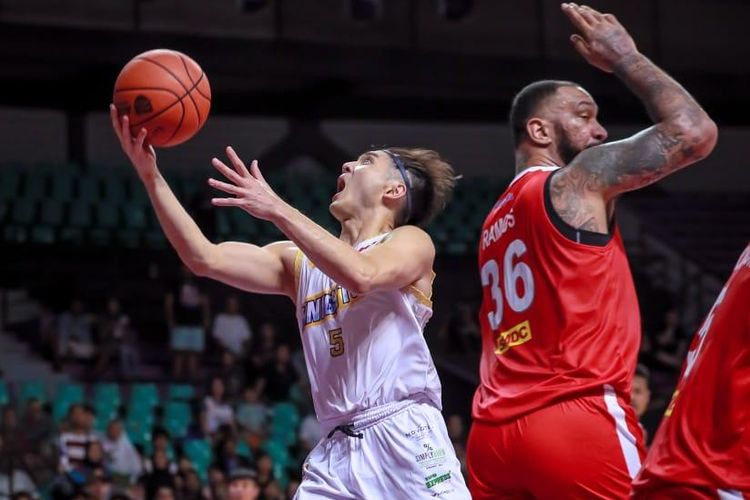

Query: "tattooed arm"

xmin=551 ymin=4 xmax=718 ymax=233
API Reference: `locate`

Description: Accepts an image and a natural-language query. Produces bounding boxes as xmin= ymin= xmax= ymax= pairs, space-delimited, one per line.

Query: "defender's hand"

xmin=561 ymin=3 xmax=638 ymax=73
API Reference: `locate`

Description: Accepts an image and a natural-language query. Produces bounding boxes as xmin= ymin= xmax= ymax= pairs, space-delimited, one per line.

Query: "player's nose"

xmin=592 ymin=121 xmax=608 ymax=143
xmin=341 ymin=161 xmax=355 ymax=174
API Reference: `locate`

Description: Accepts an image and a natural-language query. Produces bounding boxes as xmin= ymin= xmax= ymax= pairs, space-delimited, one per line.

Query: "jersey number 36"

xmin=480 ymin=239 xmax=535 ymax=330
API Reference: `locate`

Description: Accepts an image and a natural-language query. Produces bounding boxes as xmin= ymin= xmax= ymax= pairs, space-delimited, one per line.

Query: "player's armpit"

xmin=196 ymin=240 xmax=298 ymax=299
xmin=349 ymin=225 xmax=435 ymax=295
xmin=550 ymin=119 xmax=717 ymax=233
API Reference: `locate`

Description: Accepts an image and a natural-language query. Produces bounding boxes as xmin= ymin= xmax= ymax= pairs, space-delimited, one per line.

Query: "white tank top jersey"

xmin=293 ymin=233 xmax=443 ymax=430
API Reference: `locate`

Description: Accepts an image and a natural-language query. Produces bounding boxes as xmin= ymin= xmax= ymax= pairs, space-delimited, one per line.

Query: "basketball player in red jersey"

xmin=466 ymin=3 xmax=718 ymax=499
xmin=632 ymin=242 xmax=750 ymax=499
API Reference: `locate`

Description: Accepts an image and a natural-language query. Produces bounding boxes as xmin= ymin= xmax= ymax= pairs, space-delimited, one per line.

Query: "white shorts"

xmin=295 ymin=398 xmax=470 ymax=499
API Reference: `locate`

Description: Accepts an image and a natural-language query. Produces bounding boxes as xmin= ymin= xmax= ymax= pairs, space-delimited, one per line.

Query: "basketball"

xmin=113 ymin=49 xmax=211 ymax=148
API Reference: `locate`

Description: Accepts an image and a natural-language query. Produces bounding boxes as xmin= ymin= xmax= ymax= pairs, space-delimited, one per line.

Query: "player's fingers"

xmin=135 ymin=128 xmax=148 ymax=151
xmin=211 ymin=158 xmax=245 ymax=185
xmin=226 ymin=146 xmax=252 ymax=178
xmin=561 ymin=3 xmax=592 ymax=33
xmin=207 ymin=177 xmax=244 ymax=195
xmin=579 ymin=4 xmax=603 ymax=22
xmin=109 ymin=105 xmax=122 ymax=139
xmin=211 ymin=197 xmax=244 ymax=207
xmin=121 ymin=115 xmax=133 ymax=146
xmin=570 ymin=34 xmax=592 ymax=57
xmin=249 ymin=160 xmax=267 ymax=184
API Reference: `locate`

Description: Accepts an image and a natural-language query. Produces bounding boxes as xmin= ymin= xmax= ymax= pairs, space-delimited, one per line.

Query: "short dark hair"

xmin=384 ymin=148 xmax=457 ymax=228
xmin=635 ymin=363 xmax=650 ymax=382
xmin=509 ymin=80 xmax=579 ymax=146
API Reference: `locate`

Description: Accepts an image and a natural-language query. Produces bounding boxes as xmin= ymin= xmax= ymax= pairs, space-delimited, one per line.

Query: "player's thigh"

xmin=466 ymin=420 xmax=528 ymax=499
xmin=296 ymin=440 xmax=352 ymax=500
xmin=519 ymin=397 xmax=641 ymax=499
xmin=361 ymin=403 xmax=471 ymax=499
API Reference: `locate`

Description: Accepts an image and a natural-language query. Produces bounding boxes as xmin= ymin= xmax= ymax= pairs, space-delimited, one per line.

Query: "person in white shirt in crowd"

xmin=212 ymin=295 xmax=252 ymax=357
xmin=101 ymin=419 xmax=142 ymax=485
xmin=204 ymin=376 xmax=235 ymax=434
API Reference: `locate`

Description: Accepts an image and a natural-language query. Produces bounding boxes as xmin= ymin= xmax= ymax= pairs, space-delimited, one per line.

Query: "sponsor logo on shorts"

xmin=495 ymin=320 xmax=531 ymax=355
xmin=415 ymin=443 xmax=447 ymax=470
xmin=403 ymin=424 xmax=432 ymax=440
xmin=425 ymin=471 xmax=451 ymax=489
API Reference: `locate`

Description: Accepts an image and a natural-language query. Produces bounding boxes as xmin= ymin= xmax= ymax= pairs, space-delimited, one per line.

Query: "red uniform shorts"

xmin=467 ymin=386 xmax=646 ymax=499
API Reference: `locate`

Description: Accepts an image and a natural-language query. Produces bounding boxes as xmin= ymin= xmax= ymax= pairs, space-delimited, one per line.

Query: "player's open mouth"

xmin=334 ymin=175 xmax=348 ymax=198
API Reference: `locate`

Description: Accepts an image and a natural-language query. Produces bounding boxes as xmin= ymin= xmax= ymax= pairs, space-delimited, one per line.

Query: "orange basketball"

xmin=113 ymin=49 xmax=211 ymax=148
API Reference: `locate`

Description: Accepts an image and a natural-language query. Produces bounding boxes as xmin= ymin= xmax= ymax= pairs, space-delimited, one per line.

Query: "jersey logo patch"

xmin=495 ymin=320 xmax=532 ymax=355
xmin=302 ymin=285 xmax=358 ymax=328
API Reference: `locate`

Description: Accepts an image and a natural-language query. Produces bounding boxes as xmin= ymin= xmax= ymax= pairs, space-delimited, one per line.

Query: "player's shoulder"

xmin=263 ymin=240 xmax=300 ymax=266
xmin=386 ymin=226 xmax=435 ymax=254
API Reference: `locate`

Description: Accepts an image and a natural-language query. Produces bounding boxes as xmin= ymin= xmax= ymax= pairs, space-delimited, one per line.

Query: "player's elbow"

xmin=675 ymin=113 xmax=719 ymax=161
xmin=183 ymin=245 xmax=218 ymax=278
xmin=347 ymin=275 xmax=374 ymax=296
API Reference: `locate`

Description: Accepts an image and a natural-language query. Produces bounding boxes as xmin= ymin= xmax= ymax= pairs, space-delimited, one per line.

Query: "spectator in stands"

xmin=102 ymin=419 xmax=142 ymax=486
xmin=0 ymin=436 xmax=39 ymax=499
xmin=154 ymin=485 xmax=176 ymax=500
xmin=227 ymin=468 xmax=259 ymax=500
xmin=81 ymin=441 xmax=108 ymax=481
xmin=632 ymin=363 xmax=653 ymax=442
xmin=94 ymin=298 xmax=139 ymax=379
xmin=246 ymin=323 xmax=277 ymax=385
xmin=205 ymin=466 xmax=228 ymax=500
xmin=204 ymin=377 xmax=235 ymax=435
xmin=57 ymin=299 xmax=96 ymax=363
xmin=220 ymin=351 xmax=246 ymax=401
xmin=235 ymin=385 xmax=268 ymax=436
xmin=166 ymin=266 xmax=210 ymax=381
xmin=214 ymin=436 xmax=250 ymax=478
xmin=59 ymin=404 xmax=99 ymax=474
xmin=261 ymin=481 xmax=284 ymax=500
xmin=179 ymin=469 xmax=205 ymax=500
xmin=141 ymin=449 xmax=177 ymax=500
xmin=253 ymin=454 xmax=274 ymax=492
xmin=212 ymin=296 xmax=252 ymax=357
xmin=648 ymin=307 xmax=690 ymax=396
xmin=262 ymin=344 xmax=298 ymax=403
xmin=285 ymin=476 xmax=300 ymax=500
xmin=150 ymin=428 xmax=174 ymax=461
xmin=21 ymin=398 xmax=56 ymax=486
xmin=83 ymin=466 xmax=110 ymax=500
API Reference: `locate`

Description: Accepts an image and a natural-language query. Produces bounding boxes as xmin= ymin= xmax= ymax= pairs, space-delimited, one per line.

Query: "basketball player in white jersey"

xmin=110 ymin=105 xmax=470 ymax=499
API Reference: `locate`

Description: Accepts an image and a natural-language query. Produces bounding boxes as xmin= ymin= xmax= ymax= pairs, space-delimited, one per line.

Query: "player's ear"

xmin=526 ymin=117 xmax=553 ymax=147
xmin=382 ymin=180 xmax=407 ymax=203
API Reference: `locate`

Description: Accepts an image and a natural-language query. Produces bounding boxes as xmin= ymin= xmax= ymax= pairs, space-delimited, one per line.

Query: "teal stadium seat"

xmin=0 ymin=169 xmax=22 ymax=201
xmin=0 ymin=380 xmax=9 ymax=406
xmin=167 ymin=384 xmax=195 ymax=401
xmin=78 ymin=177 xmax=102 ymax=202
xmin=19 ymin=381 xmax=47 ymax=404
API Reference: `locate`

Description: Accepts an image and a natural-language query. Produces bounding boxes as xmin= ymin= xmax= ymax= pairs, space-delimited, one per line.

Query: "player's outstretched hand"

xmin=209 ymin=146 xmax=285 ymax=222
xmin=109 ymin=104 xmax=157 ymax=179
xmin=561 ymin=3 xmax=638 ymax=73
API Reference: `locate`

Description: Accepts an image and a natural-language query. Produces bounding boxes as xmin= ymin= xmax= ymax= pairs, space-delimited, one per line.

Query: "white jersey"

xmin=294 ymin=233 xmax=442 ymax=429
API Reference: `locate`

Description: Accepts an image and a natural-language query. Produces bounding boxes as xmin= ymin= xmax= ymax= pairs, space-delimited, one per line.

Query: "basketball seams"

xmin=165 ymin=98 xmax=187 ymax=145
xmin=177 ymin=55 xmax=203 ymax=125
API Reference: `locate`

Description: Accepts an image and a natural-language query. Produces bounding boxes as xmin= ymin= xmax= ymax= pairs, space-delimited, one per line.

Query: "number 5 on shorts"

xmin=328 ymin=328 xmax=344 ymax=357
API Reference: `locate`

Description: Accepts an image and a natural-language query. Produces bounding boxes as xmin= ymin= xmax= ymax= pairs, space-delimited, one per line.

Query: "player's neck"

xmin=514 ymin=148 xmax=563 ymax=176
xmin=338 ymin=210 xmax=394 ymax=247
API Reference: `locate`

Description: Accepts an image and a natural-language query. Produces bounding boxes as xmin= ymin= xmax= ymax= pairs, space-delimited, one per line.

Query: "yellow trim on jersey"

xmin=293 ymin=250 xmax=304 ymax=294
xmin=404 ymin=285 xmax=433 ymax=308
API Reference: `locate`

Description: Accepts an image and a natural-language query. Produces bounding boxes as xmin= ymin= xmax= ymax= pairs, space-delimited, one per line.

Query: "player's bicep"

xmin=359 ymin=226 xmax=434 ymax=292
xmin=206 ymin=240 xmax=297 ymax=298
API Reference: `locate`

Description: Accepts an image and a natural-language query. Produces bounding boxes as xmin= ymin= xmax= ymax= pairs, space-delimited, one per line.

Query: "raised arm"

xmin=207 ymin=149 xmax=435 ymax=295
xmin=552 ymin=4 xmax=717 ymax=229
xmin=109 ymin=105 xmax=297 ymax=299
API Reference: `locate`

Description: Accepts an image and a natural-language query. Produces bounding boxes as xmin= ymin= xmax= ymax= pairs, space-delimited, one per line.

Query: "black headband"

xmin=383 ymin=149 xmax=412 ymax=224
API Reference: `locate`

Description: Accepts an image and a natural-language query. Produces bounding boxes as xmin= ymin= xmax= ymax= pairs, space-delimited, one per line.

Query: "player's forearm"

xmin=272 ymin=204 xmax=376 ymax=294
xmin=614 ymin=53 xmax=714 ymax=135
xmin=140 ymin=169 xmax=216 ymax=273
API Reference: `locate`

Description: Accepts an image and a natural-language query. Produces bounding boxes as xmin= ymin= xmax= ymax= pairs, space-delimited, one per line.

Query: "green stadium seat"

xmin=52 ymin=383 xmax=85 ymax=421
xmin=184 ymin=439 xmax=212 ymax=481
xmin=31 ymin=226 xmax=56 ymax=244
xmin=68 ymin=201 xmax=92 ymax=228
xmin=235 ymin=439 xmax=253 ymax=460
xmin=78 ymin=177 xmax=102 ymax=202
xmin=271 ymin=402 xmax=300 ymax=428
xmin=40 ymin=200 xmax=65 ymax=226
xmin=23 ymin=173 xmax=48 ymax=200
xmin=167 ymin=384 xmax=195 ymax=401
xmin=130 ymin=383 xmax=160 ymax=407
xmin=10 ymin=200 xmax=36 ymax=225
xmin=94 ymin=383 xmax=121 ymax=407
xmin=96 ymin=204 xmax=120 ymax=228
xmin=0 ymin=169 xmax=22 ymax=200
xmin=144 ymin=231 xmax=167 ymax=248
xmin=19 ymin=381 xmax=46 ymax=404
xmin=0 ymin=381 xmax=9 ymax=406
xmin=101 ymin=172 xmax=128 ymax=201
xmin=50 ymin=173 xmax=75 ymax=202
xmin=3 ymin=226 xmax=28 ymax=243
xmin=115 ymin=230 xmax=140 ymax=248
xmin=121 ymin=202 xmax=147 ymax=229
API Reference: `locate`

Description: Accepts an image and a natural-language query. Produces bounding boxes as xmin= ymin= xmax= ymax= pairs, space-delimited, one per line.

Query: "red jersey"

xmin=472 ymin=167 xmax=641 ymax=424
xmin=634 ymin=242 xmax=750 ymax=494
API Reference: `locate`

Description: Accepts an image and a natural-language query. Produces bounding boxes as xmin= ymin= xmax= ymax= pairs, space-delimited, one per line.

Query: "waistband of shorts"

xmin=331 ymin=394 xmax=432 ymax=434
